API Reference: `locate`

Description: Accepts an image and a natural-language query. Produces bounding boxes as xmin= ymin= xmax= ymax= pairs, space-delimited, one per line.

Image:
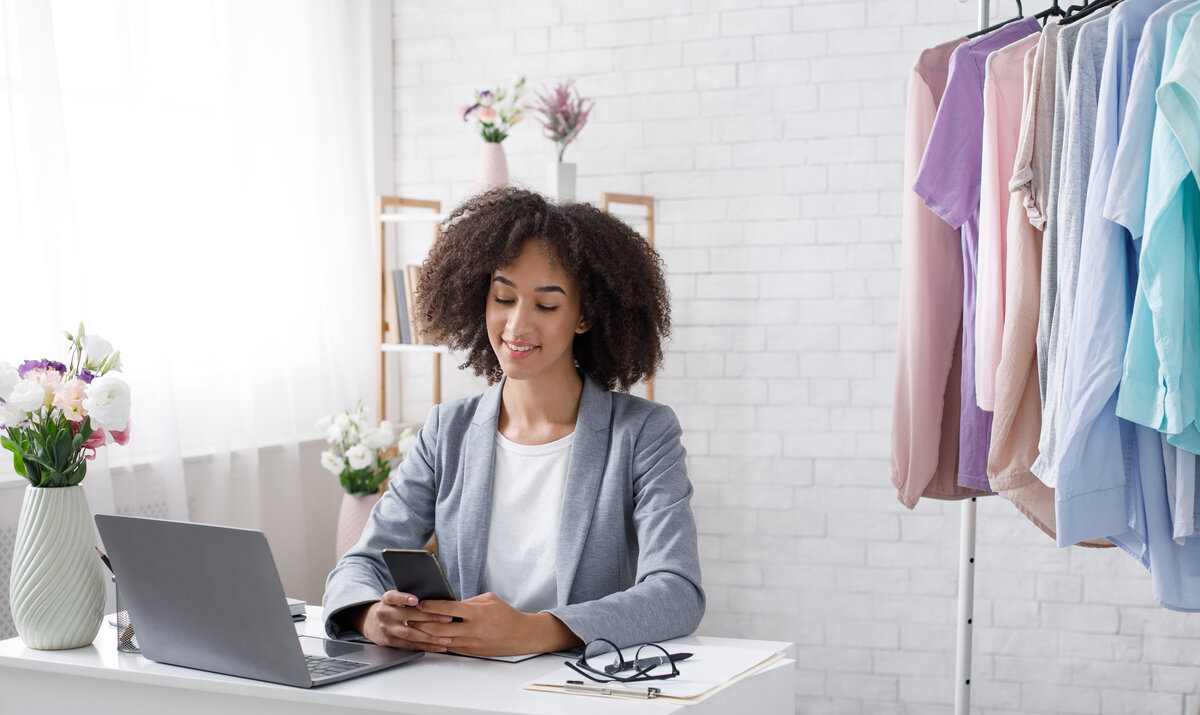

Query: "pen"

xmin=564 ymin=681 xmax=660 ymax=699
xmin=96 ymin=547 xmax=114 ymax=574
xmin=604 ymin=651 xmax=692 ymax=674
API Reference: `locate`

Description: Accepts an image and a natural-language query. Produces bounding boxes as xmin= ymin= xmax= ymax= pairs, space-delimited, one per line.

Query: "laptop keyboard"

xmin=305 ymin=654 xmax=369 ymax=678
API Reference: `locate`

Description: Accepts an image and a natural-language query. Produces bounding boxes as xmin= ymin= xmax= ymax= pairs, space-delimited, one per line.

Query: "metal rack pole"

xmin=952 ymin=4 xmax=985 ymax=712
xmin=955 ymin=496 xmax=978 ymax=715
xmin=957 ymin=0 xmax=986 ymax=708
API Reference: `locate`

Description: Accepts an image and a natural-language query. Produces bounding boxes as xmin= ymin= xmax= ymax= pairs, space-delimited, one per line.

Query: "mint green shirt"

xmin=1158 ymin=10 xmax=1200 ymax=193
xmin=1118 ymin=6 xmax=1200 ymax=453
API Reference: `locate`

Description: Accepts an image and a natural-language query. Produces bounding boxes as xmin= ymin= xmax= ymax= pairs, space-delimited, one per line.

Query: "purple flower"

xmin=17 ymin=359 xmax=67 ymax=378
xmin=531 ymin=79 xmax=594 ymax=161
xmin=78 ymin=369 xmax=95 ymax=384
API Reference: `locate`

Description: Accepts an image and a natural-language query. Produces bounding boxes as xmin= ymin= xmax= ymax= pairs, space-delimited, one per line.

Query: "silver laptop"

xmin=94 ymin=514 xmax=422 ymax=687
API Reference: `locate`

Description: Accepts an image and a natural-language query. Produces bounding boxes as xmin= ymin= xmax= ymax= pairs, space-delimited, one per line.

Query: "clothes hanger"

xmin=1035 ymin=0 xmax=1067 ymax=23
xmin=1059 ymin=0 xmax=1123 ymax=24
xmin=967 ymin=0 xmax=1025 ymax=38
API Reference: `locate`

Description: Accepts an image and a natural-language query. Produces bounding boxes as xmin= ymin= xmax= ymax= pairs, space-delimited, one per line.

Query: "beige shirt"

xmin=987 ymin=40 xmax=1109 ymax=548
xmin=1010 ymin=22 xmax=1062 ymax=231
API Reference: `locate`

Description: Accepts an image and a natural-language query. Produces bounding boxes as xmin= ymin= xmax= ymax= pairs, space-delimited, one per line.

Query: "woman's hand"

xmin=355 ymin=590 xmax=455 ymax=652
xmin=415 ymin=592 xmax=581 ymax=657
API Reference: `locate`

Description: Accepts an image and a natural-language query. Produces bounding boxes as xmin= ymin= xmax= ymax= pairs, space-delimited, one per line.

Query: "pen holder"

xmin=113 ymin=577 xmax=140 ymax=653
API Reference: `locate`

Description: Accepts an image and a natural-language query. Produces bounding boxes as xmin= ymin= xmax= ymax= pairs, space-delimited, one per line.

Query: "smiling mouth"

xmin=503 ymin=340 xmax=540 ymax=357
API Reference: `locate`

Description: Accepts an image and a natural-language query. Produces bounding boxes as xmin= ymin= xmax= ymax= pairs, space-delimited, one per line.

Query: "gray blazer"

xmin=322 ymin=373 xmax=705 ymax=649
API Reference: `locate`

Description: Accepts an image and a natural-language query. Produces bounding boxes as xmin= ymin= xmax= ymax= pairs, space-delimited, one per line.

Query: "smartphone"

xmin=381 ymin=548 xmax=457 ymax=602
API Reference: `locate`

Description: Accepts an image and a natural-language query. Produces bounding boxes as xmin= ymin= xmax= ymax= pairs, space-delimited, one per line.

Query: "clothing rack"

xmin=951 ymin=1 xmax=1107 ymax=711
xmin=953 ymin=2 xmax=984 ymax=711
xmin=950 ymin=8 xmax=988 ymax=715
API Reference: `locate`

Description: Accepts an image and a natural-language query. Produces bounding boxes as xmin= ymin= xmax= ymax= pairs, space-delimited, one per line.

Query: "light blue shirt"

xmin=1106 ymin=1 xmax=1197 ymax=235
xmin=1134 ymin=425 xmax=1200 ymax=610
xmin=1108 ymin=2 xmax=1200 ymax=612
xmin=1052 ymin=0 xmax=1172 ymax=550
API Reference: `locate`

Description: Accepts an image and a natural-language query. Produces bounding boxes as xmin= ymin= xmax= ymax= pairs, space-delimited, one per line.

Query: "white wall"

xmin=389 ymin=1 xmax=1200 ymax=713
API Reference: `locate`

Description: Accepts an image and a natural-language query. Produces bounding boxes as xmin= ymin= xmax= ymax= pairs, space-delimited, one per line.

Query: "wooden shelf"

xmin=381 ymin=343 xmax=450 ymax=355
xmin=380 ymin=213 xmax=448 ymax=223
xmin=378 ymin=196 xmax=444 ymax=419
xmin=600 ymin=192 xmax=657 ymax=402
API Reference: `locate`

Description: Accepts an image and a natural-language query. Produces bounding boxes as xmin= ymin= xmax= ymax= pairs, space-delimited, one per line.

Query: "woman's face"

xmin=486 ymin=238 xmax=589 ymax=384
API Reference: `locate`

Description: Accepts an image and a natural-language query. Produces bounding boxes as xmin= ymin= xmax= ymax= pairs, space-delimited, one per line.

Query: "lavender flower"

xmin=531 ymin=79 xmax=594 ymax=162
xmin=18 ymin=359 xmax=67 ymax=378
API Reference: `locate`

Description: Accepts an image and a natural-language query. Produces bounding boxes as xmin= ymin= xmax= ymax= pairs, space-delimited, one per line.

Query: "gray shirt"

xmin=1033 ymin=9 xmax=1113 ymax=487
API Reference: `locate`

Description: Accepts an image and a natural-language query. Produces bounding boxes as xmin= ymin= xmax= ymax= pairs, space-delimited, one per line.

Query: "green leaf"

xmin=67 ymin=461 xmax=87 ymax=487
xmin=11 ymin=451 xmax=26 ymax=478
xmin=73 ymin=417 xmax=94 ymax=450
xmin=20 ymin=450 xmax=55 ymax=472
xmin=1 ymin=434 xmax=20 ymax=454
xmin=52 ymin=431 xmax=70 ymax=469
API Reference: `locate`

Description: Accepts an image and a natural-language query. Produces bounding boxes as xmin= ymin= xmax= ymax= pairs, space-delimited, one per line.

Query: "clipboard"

xmin=524 ymin=642 xmax=789 ymax=704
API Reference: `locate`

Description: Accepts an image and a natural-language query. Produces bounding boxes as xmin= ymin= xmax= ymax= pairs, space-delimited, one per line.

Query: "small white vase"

xmin=475 ymin=142 xmax=509 ymax=193
xmin=548 ymin=161 xmax=577 ymax=201
xmin=9 ymin=484 xmax=105 ymax=650
xmin=335 ymin=491 xmax=382 ymax=561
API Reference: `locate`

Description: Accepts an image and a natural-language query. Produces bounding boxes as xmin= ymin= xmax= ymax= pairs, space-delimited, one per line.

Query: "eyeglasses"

xmin=564 ymin=638 xmax=683 ymax=684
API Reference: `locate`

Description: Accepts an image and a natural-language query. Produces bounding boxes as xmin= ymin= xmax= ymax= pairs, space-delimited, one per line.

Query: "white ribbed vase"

xmin=9 ymin=484 xmax=105 ymax=650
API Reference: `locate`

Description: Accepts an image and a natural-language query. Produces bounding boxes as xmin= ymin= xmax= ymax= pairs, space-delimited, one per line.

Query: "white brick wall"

xmin=390 ymin=1 xmax=1200 ymax=713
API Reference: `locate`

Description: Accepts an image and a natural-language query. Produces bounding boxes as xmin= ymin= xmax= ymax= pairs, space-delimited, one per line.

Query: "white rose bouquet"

xmin=317 ymin=401 xmax=415 ymax=497
xmin=0 ymin=323 xmax=131 ymax=488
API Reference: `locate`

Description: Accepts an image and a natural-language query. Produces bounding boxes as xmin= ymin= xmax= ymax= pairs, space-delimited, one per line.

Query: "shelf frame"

xmin=599 ymin=192 xmax=657 ymax=402
xmin=377 ymin=196 xmax=443 ymax=421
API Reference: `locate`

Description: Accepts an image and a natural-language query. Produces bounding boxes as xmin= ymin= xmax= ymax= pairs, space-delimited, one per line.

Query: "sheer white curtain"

xmin=0 ymin=0 xmax=376 ymax=591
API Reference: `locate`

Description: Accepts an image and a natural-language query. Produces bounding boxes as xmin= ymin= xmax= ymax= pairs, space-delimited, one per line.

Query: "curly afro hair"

xmin=414 ymin=187 xmax=670 ymax=392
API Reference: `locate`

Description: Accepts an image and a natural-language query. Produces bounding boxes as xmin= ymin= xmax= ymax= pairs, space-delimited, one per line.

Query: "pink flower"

xmin=52 ymin=378 xmax=89 ymax=422
xmin=23 ymin=368 xmax=61 ymax=407
xmin=83 ymin=427 xmax=106 ymax=449
xmin=110 ymin=421 xmax=131 ymax=446
xmin=82 ymin=426 xmax=106 ymax=459
xmin=475 ymin=106 xmax=497 ymax=123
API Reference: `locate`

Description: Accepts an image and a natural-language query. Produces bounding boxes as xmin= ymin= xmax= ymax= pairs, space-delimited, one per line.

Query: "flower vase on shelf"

xmin=531 ymin=79 xmax=593 ymax=199
xmin=335 ymin=491 xmax=382 ymax=560
xmin=460 ymin=76 xmax=525 ymax=193
xmin=476 ymin=142 xmax=509 ymax=193
xmin=9 ymin=484 xmax=105 ymax=650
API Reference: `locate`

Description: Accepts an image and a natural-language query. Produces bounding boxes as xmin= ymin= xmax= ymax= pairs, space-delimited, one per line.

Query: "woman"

xmin=323 ymin=187 xmax=704 ymax=657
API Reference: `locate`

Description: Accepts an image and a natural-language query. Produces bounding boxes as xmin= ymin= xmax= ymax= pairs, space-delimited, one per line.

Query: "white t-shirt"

xmin=481 ymin=430 xmax=572 ymax=613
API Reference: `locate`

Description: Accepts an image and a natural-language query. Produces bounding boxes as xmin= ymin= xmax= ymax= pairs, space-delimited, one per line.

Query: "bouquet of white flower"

xmin=0 ymin=324 xmax=132 ymax=488
xmin=316 ymin=402 xmax=414 ymax=497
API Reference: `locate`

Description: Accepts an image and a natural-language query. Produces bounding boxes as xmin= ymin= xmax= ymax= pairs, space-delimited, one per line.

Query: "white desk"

xmin=0 ymin=607 xmax=795 ymax=714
